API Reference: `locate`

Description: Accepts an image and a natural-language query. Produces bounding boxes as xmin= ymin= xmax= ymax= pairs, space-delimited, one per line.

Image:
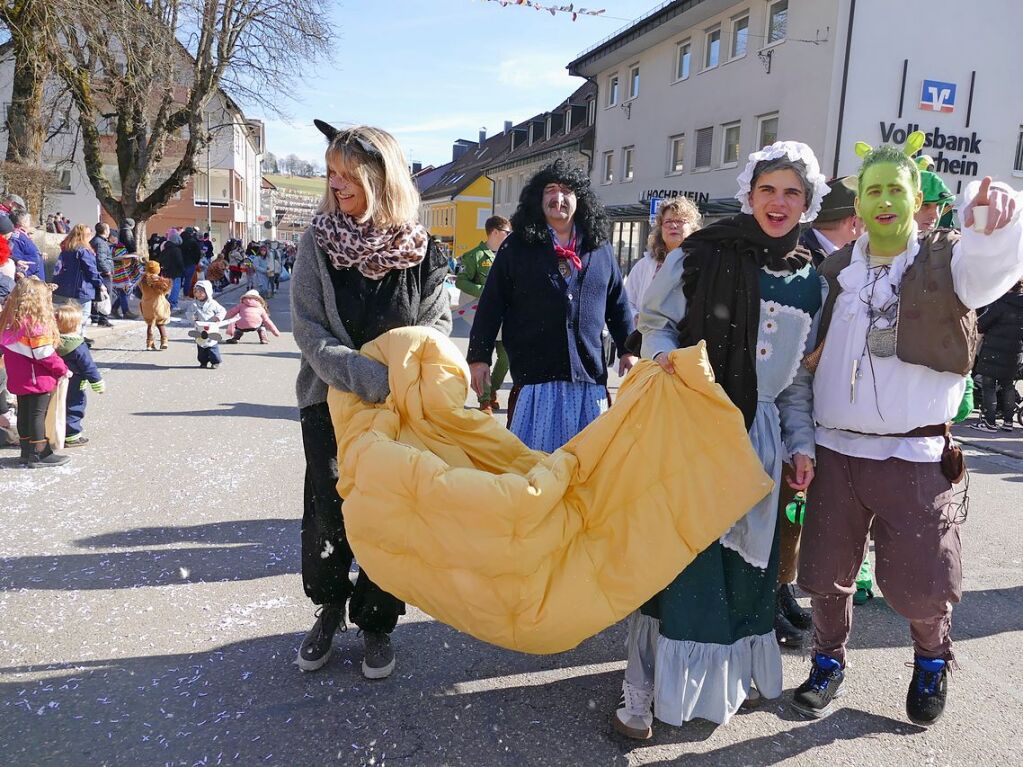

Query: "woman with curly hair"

xmin=625 ymin=197 xmax=702 ymax=324
xmin=467 ymin=158 xmax=635 ymax=451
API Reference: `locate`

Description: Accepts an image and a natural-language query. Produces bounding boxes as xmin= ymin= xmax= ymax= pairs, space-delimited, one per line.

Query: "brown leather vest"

xmin=806 ymin=229 xmax=978 ymax=376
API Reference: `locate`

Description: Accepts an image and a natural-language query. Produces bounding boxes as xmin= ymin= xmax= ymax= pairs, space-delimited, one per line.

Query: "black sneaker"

xmin=970 ymin=420 xmax=998 ymax=433
xmin=777 ymin=583 xmax=812 ymax=631
xmin=361 ymin=631 xmax=395 ymax=680
xmin=792 ymin=653 xmax=845 ymax=718
xmin=775 ymin=605 xmax=805 ymax=649
xmin=94 ymin=316 xmax=113 ymax=327
xmin=906 ymin=657 xmax=948 ymax=726
xmin=295 ymin=605 xmax=345 ymax=672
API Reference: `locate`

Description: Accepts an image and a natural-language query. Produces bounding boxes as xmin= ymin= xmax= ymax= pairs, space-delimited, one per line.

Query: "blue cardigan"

xmin=467 ymin=232 xmax=633 ymax=386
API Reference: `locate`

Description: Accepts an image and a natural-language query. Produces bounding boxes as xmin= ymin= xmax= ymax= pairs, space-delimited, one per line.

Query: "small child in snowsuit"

xmin=54 ymin=302 xmax=105 ymax=447
xmin=0 ymin=277 xmax=70 ymax=467
xmin=140 ymin=260 xmax=171 ymax=350
xmin=224 ymin=289 xmax=280 ymax=344
xmin=187 ymin=280 xmax=227 ymax=368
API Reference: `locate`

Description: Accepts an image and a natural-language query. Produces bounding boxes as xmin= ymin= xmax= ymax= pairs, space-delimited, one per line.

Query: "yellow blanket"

xmin=328 ymin=327 xmax=773 ymax=654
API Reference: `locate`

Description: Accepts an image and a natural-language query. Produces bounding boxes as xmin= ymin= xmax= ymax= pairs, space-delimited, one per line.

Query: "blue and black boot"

xmin=792 ymin=653 xmax=845 ymax=719
xmin=906 ymin=657 xmax=948 ymax=726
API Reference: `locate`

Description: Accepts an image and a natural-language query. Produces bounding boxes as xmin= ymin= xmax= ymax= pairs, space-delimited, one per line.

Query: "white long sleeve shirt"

xmin=624 ymin=253 xmax=661 ymax=319
xmin=814 ymin=182 xmax=1023 ymax=461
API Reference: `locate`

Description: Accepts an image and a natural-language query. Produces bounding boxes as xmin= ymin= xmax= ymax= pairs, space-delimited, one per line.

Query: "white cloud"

xmin=496 ymin=54 xmax=576 ymax=90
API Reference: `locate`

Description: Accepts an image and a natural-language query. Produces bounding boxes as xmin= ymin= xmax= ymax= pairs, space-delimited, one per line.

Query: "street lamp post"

xmin=205 ymin=109 xmax=212 ymax=236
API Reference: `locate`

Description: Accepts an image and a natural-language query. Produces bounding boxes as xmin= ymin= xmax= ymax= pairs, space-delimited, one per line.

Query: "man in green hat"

xmin=774 ymin=177 xmax=864 ymax=650
xmin=799 ymin=176 xmax=861 ymax=268
xmin=916 ymin=170 xmax=956 ymax=234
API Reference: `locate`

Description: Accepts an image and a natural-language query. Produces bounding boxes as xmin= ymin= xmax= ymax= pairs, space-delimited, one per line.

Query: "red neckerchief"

xmin=551 ymin=230 xmax=581 ymax=272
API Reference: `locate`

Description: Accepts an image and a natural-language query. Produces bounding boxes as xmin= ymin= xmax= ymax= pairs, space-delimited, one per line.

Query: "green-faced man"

xmin=795 ymin=130 xmax=1023 ymax=727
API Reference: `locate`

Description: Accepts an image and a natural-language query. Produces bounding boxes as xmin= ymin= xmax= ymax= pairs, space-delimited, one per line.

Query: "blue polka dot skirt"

xmin=508 ymin=381 xmax=609 ymax=452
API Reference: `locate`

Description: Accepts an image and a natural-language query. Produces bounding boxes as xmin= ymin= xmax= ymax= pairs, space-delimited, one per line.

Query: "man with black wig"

xmin=467 ymin=158 xmax=635 ymax=451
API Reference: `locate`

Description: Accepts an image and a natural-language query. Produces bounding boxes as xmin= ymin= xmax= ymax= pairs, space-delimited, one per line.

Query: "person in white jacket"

xmin=793 ymin=134 xmax=1023 ymax=727
xmin=624 ymin=197 xmax=701 ymax=325
xmin=186 ymin=280 xmax=227 ymax=368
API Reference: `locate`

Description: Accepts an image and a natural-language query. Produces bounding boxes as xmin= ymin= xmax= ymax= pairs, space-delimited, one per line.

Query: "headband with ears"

xmin=854 ymin=130 xmax=927 ymax=160
xmin=314 ymin=119 xmax=339 ymax=141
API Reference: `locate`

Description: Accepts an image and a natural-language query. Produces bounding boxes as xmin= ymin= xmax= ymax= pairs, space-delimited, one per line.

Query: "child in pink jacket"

xmin=224 ymin=289 xmax=280 ymax=344
xmin=0 ymin=277 xmax=71 ymax=467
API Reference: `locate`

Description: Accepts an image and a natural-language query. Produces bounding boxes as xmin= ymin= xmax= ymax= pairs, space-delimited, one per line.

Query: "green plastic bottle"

xmin=785 ymin=492 xmax=807 ymax=526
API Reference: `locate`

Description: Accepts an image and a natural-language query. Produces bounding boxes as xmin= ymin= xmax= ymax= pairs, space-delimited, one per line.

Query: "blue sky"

xmin=253 ymin=0 xmax=658 ymax=169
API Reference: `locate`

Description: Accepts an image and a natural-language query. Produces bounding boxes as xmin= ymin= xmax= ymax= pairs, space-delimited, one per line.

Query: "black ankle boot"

xmin=777 ymin=583 xmax=812 ymax=631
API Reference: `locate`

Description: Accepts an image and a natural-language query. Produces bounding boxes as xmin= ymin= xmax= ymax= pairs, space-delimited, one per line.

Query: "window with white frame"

xmin=767 ymin=0 xmax=788 ymax=45
xmin=694 ymin=127 xmax=714 ymax=170
xmin=730 ymin=13 xmax=749 ymax=59
xmin=675 ymin=40 xmax=691 ymax=81
xmin=721 ymin=122 xmax=741 ymax=166
xmin=602 ymin=151 xmax=615 ymax=184
xmin=622 ymin=146 xmax=635 ymax=182
xmin=758 ymin=113 xmax=779 ymax=149
xmin=628 ymin=64 xmax=640 ymax=99
xmin=704 ymin=27 xmax=721 ymax=69
xmin=1015 ymin=125 xmax=1023 ymax=172
xmin=669 ymin=134 xmax=686 ymax=174
xmin=606 ymin=73 xmax=619 ymax=107
xmin=495 ymin=178 xmax=502 ymax=204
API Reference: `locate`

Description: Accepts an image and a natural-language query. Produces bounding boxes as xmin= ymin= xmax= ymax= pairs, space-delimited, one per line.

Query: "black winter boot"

xmin=295 ymin=604 xmax=346 ymax=672
xmin=777 ymin=583 xmax=813 ymax=631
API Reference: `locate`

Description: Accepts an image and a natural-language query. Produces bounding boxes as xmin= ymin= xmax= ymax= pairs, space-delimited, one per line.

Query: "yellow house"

xmin=419 ymin=132 xmax=512 ymax=261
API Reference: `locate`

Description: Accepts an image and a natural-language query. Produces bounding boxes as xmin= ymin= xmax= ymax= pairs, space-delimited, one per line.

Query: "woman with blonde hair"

xmin=625 ymin=198 xmax=701 ymax=323
xmin=291 ymin=121 xmax=451 ymax=679
xmin=53 ymin=223 xmax=106 ymax=338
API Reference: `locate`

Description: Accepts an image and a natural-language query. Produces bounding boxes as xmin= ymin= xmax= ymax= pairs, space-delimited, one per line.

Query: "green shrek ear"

xmin=854 ymin=142 xmax=873 ymax=158
xmin=903 ymin=130 xmax=926 ymax=158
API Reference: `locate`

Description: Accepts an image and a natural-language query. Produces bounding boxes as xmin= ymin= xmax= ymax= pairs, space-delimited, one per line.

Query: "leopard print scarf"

xmin=312 ymin=212 xmax=428 ymax=280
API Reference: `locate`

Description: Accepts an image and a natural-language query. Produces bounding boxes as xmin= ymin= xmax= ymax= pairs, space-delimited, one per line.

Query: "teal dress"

xmin=628 ymin=258 xmax=821 ymax=726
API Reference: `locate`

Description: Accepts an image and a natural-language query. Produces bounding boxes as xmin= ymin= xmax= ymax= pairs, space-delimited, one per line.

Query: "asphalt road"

xmin=1 ymin=281 xmax=1020 ymax=766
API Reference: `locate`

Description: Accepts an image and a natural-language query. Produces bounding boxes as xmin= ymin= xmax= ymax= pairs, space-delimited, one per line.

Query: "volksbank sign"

xmin=879 ymin=122 xmax=981 ymax=178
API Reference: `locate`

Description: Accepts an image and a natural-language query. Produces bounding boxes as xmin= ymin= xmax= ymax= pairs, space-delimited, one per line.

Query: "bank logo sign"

xmin=919 ymin=79 xmax=957 ymax=113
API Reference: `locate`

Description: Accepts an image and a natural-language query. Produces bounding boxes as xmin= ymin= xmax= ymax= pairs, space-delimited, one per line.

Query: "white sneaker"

xmin=612 ymin=680 xmax=654 ymax=739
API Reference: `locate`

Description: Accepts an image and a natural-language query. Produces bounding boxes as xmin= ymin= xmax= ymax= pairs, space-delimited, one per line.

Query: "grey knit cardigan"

xmin=290 ymin=227 xmax=453 ymax=408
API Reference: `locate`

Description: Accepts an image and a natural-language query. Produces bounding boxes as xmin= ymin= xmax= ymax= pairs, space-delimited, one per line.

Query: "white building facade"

xmin=569 ymin=0 xmax=1023 ymax=272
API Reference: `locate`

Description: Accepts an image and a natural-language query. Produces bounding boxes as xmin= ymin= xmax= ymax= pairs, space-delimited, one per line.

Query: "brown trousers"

xmin=777 ymin=465 xmax=801 ymax=585
xmin=797 ymin=446 xmax=962 ymax=664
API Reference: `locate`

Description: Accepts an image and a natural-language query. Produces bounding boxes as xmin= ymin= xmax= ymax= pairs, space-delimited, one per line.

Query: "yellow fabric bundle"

xmin=328 ymin=327 xmax=773 ymax=654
